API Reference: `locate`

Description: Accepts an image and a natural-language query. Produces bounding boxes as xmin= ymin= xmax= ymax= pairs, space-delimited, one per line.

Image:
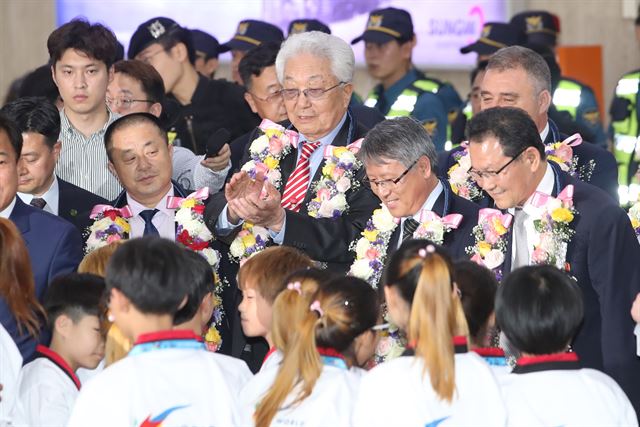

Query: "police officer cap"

xmin=128 ymin=17 xmax=185 ymax=59
xmin=460 ymin=22 xmax=525 ymax=55
xmin=219 ymin=20 xmax=284 ymax=53
xmin=191 ymin=29 xmax=220 ymax=58
xmin=287 ymin=19 xmax=331 ymax=36
xmin=510 ymin=10 xmax=560 ymax=47
xmin=351 ymin=7 xmax=414 ymax=45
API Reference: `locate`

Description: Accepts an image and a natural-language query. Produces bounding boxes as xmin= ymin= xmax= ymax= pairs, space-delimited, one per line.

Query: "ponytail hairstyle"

xmin=255 ymin=275 xmax=378 ymax=427
xmin=0 ymin=218 xmax=45 ymax=338
xmin=383 ymin=239 xmax=468 ymax=402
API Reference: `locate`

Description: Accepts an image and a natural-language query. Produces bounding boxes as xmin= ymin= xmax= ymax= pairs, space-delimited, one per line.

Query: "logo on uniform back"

xmin=139 ymin=405 xmax=189 ymax=427
xmin=291 ymin=22 xmax=308 ymax=34
xmin=425 ymin=416 xmax=450 ymax=427
xmin=148 ymin=20 xmax=166 ymax=39
xmin=237 ymin=22 xmax=249 ymax=35
xmin=368 ymin=14 xmax=383 ymax=28
xmin=481 ymin=24 xmax=492 ymax=38
xmin=525 ymin=16 xmax=543 ymax=32
xmin=423 ymin=119 xmax=438 ymax=137
xmin=583 ymin=110 xmax=601 ymax=126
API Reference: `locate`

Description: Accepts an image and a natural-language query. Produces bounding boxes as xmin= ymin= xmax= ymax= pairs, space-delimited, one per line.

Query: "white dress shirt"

xmin=397 ymin=180 xmax=444 ymax=248
xmin=0 ymin=197 xmax=17 ymax=219
xmin=127 ymin=187 xmax=176 ymax=240
xmin=18 ymin=175 xmax=60 ymax=215
xmin=540 ymin=121 xmax=550 ymax=143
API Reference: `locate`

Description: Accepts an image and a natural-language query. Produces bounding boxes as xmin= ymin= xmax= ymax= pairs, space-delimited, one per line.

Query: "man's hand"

xmin=201 ymin=143 xmax=231 ymax=171
xmin=225 ymin=171 xmax=266 ymax=224
xmin=227 ymin=174 xmax=286 ymax=231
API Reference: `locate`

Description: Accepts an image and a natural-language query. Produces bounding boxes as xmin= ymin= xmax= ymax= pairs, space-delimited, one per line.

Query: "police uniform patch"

xmin=167 ymin=131 xmax=177 ymax=146
xmin=237 ymin=22 xmax=249 ymax=35
xmin=448 ymin=110 xmax=459 ymax=125
xmin=525 ymin=16 xmax=543 ymax=33
xmin=368 ymin=14 xmax=383 ymax=28
xmin=291 ymin=23 xmax=307 ymax=34
xmin=582 ymin=110 xmax=601 ymax=126
xmin=148 ymin=20 xmax=166 ymax=39
xmin=422 ymin=119 xmax=438 ymax=136
xmin=481 ymin=25 xmax=492 ymax=38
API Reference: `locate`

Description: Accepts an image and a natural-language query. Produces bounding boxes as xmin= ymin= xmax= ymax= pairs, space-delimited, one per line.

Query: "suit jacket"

xmin=58 ymin=177 xmax=108 ymax=233
xmin=502 ymin=163 xmax=640 ymax=413
xmin=3 ymin=197 xmax=83 ymax=361
xmin=387 ymin=179 xmax=479 ymax=261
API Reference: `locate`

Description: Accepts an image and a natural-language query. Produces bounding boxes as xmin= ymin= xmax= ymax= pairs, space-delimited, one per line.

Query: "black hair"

xmin=104 ymin=112 xmax=167 ymax=161
xmin=155 ymin=26 xmax=196 ymax=65
xmin=113 ymin=60 xmax=165 ymax=104
xmin=496 ymin=265 xmax=584 ymax=355
xmin=47 ymin=18 xmax=118 ymax=68
xmin=454 ymin=260 xmax=497 ymax=345
xmin=105 ymin=237 xmax=192 ymax=315
xmin=0 ymin=113 xmax=23 ymax=160
xmin=470 ymin=60 xmax=488 ymax=85
xmin=0 ymin=97 xmax=61 ymax=148
xmin=17 ymin=65 xmax=61 ymax=105
xmin=239 ymin=41 xmax=282 ymax=91
xmin=173 ymin=250 xmax=216 ymax=325
xmin=382 ymin=239 xmax=454 ymax=303
xmin=44 ymin=273 xmax=106 ymax=328
xmin=466 ymin=106 xmax=546 ymax=159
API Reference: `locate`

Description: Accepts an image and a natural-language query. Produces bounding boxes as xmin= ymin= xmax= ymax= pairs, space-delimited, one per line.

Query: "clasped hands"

xmin=225 ymin=171 xmax=285 ymax=232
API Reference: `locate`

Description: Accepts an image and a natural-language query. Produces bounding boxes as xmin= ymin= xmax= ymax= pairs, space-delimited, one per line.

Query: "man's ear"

xmin=54 ymin=314 xmax=73 ymax=339
xmin=107 ymin=160 xmax=117 ymax=178
xmin=171 ymin=43 xmax=189 ymax=63
xmin=244 ymin=92 xmax=259 ymax=114
xmin=538 ymin=89 xmax=552 ymax=115
xmin=107 ymin=65 xmax=114 ymax=83
xmin=52 ymin=141 xmax=62 ymax=162
xmin=149 ymin=102 xmax=163 ymax=118
xmin=51 ymin=65 xmax=59 ymax=87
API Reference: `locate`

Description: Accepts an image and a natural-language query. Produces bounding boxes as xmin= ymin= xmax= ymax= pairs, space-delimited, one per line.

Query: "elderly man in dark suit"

xmin=1 ymin=97 xmax=107 ymax=233
xmin=467 ymin=106 xmax=640 ymax=416
xmin=0 ymin=114 xmax=83 ymax=361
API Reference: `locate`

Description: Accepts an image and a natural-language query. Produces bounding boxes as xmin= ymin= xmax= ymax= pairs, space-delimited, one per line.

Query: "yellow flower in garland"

xmin=551 ymin=207 xmax=574 ymax=223
xmin=363 ymin=229 xmax=379 ymax=242
xmin=241 ymin=233 xmax=257 ymax=248
xmin=332 ymin=147 xmax=348 ymax=157
xmin=632 ymin=218 xmax=640 ymax=229
xmin=477 ymin=241 xmax=492 ymax=257
xmin=180 ymin=198 xmax=197 ymax=209
xmin=114 ymin=217 xmax=131 ymax=233
xmin=264 ymin=155 xmax=279 ymax=169
xmin=263 ymin=128 xmax=280 ymax=138
xmin=322 ymin=163 xmax=335 ymax=177
xmin=492 ymin=217 xmax=508 ymax=235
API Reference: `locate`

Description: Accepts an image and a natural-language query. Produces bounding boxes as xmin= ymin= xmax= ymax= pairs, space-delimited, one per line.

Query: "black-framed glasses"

xmin=468 ymin=148 xmax=527 ymax=181
xmin=281 ymin=82 xmax=346 ymax=101
xmin=106 ymin=97 xmax=154 ymax=111
xmin=249 ymin=90 xmax=283 ymax=103
xmin=364 ymin=159 xmax=418 ymax=190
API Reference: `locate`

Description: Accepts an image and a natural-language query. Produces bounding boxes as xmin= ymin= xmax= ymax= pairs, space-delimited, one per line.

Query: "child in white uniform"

xmin=353 ymin=241 xmax=507 ymax=427
xmin=240 ymin=275 xmax=380 ymax=427
xmin=0 ymin=323 xmax=22 ymax=426
xmin=497 ymin=265 xmax=637 ymax=426
xmin=455 ymin=260 xmax=509 ymax=376
xmin=67 ymin=237 xmax=252 ymax=427
xmin=15 ymin=273 xmax=106 ymax=427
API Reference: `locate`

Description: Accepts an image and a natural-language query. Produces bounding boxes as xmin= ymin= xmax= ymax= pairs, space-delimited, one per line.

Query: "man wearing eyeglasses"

xmin=360 ymin=117 xmax=478 ymax=259
xmin=467 ymin=106 xmax=640 ymax=417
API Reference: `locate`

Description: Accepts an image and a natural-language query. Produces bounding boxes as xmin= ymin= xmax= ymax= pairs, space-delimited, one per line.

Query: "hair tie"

xmin=418 ymin=244 xmax=436 ymax=258
xmin=310 ymin=300 xmax=324 ymax=317
xmin=287 ymin=281 xmax=302 ymax=294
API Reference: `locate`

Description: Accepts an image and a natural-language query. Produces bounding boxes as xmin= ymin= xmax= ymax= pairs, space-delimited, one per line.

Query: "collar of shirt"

xmin=127 ymin=186 xmax=176 ymax=239
xmin=540 ymin=121 xmax=550 ymax=143
xmin=18 ymin=175 xmax=59 ymax=215
xmin=379 ymin=68 xmax=420 ymax=106
xmin=127 ymin=186 xmax=175 ymax=218
xmin=60 ymin=107 xmax=118 ymax=138
xmin=0 ymin=196 xmax=17 ymax=219
xmin=508 ymin=163 xmax=555 ymax=217
xmin=297 ymin=111 xmax=348 ymax=176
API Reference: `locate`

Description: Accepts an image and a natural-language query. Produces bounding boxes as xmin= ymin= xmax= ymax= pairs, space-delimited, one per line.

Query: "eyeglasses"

xmin=468 ymin=148 xmax=527 ymax=181
xmin=106 ymin=97 xmax=154 ymax=111
xmin=281 ymin=82 xmax=346 ymax=101
xmin=364 ymin=159 xmax=418 ymax=190
xmin=249 ymin=90 xmax=283 ymax=103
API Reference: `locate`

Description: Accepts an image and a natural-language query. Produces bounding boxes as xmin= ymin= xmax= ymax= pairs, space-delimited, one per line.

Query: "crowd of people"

xmin=1 ymin=5 xmax=640 ymax=427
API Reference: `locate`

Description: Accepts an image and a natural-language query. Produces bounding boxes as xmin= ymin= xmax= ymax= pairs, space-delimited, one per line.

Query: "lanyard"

xmin=129 ymin=339 xmax=205 ymax=356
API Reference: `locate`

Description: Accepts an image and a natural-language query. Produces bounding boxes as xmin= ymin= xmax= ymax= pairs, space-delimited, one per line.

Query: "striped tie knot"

xmin=281 ymin=141 xmax=322 ymax=212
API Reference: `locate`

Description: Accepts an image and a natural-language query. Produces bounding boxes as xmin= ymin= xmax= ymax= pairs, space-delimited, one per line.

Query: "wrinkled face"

xmin=52 ymin=49 xmax=111 ymax=115
xmin=66 ymin=314 xmax=106 ymax=370
xmin=18 ymin=132 xmax=59 ymax=196
xmin=231 ymin=50 xmax=247 ymax=84
xmin=0 ymin=131 xmax=19 ymax=212
xmin=467 ymin=135 xmax=539 ymax=209
xmin=364 ymin=40 xmax=410 ymax=82
xmin=108 ymin=122 xmax=173 ymax=205
xmin=480 ymin=67 xmax=548 ymax=131
xmin=238 ymin=284 xmax=272 ymax=338
xmin=282 ymin=53 xmax=352 ymax=141
xmin=245 ymin=65 xmax=287 ymax=122
xmin=135 ymin=42 xmax=182 ymax=94
xmin=364 ymin=156 xmax=432 ymax=218
xmin=106 ymin=72 xmax=156 ymax=116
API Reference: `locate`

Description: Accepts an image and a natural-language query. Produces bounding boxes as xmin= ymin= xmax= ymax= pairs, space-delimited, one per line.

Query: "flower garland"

xmin=307 ymin=140 xmax=362 ymax=219
xmin=447 ymin=144 xmax=484 ymax=202
xmin=229 ymin=120 xmax=297 ymax=263
xmin=529 ymin=186 xmax=577 ymax=270
xmin=467 ymin=208 xmax=513 ymax=281
xmin=545 ymin=133 xmax=595 ymax=182
xmin=85 ymin=205 xmax=132 ymax=252
xmin=629 ymin=202 xmax=640 ymax=243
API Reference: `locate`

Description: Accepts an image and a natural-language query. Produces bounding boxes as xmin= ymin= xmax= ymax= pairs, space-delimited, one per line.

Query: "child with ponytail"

xmin=353 ymin=240 xmax=506 ymax=427
xmin=240 ymin=274 xmax=379 ymax=427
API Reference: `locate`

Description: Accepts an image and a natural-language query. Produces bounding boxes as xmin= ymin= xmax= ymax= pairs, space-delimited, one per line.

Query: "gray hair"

xmin=358 ymin=117 xmax=438 ymax=170
xmin=487 ymin=45 xmax=552 ymax=95
xmin=275 ymin=31 xmax=354 ymax=84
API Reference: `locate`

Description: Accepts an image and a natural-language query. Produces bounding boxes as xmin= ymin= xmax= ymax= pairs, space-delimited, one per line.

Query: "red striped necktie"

xmin=281 ymin=141 xmax=321 ymax=212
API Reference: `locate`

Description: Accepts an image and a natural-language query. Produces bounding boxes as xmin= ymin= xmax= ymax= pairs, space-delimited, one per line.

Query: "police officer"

xmin=219 ymin=20 xmax=284 ymax=85
xmin=351 ymin=7 xmax=462 ymax=151
xmin=191 ymin=29 xmax=220 ymax=79
xmin=510 ymin=10 xmax=608 ymax=148
xmin=128 ymin=17 xmax=259 ymax=155
xmin=287 ymin=19 xmax=331 ymax=36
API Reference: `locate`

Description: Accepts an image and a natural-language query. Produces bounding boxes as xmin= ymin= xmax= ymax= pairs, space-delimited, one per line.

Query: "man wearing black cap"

xmin=191 ymin=29 xmax=220 ymax=79
xmin=219 ymin=20 xmax=284 ymax=85
xmin=459 ymin=22 xmax=525 ymax=63
xmin=352 ymin=7 xmax=462 ymax=151
xmin=287 ymin=19 xmax=331 ymax=36
xmin=129 ymin=17 xmax=259 ymax=156
xmin=511 ymin=10 xmax=607 ymax=149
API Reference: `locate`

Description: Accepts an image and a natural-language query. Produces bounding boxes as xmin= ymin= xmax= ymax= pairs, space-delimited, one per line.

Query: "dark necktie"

xmin=30 ymin=197 xmax=47 ymax=210
xmin=402 ymin=217 xmax=420 ymax=242
xmin=139 ymin=209 xmax=160 ymax=237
